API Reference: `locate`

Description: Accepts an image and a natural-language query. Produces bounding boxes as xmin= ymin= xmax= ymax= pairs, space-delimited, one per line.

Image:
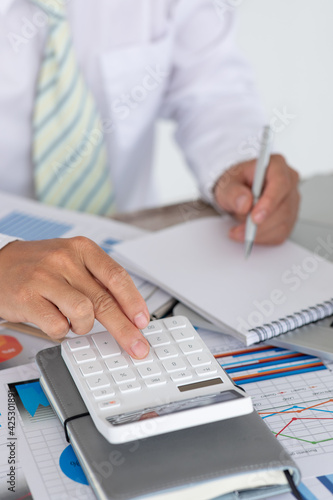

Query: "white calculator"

xmin=61 ymin=316 xmax=253 ymax=444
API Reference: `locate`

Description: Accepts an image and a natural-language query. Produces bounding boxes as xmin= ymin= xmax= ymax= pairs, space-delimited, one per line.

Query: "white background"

xmin=153 ymin=0 xmax=333 ymax=205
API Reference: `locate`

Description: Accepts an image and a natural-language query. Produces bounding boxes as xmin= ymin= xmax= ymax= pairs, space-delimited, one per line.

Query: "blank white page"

xmin=115 ymin=217 xmax=333 ymax=344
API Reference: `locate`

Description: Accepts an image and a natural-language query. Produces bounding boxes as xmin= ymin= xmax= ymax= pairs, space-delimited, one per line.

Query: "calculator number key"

xmin=137 ymin=364 xmax=161 ymax=378
xmin=162 ymin=358 xmax=187 ymax=373
xmin=155 ymin=345 xmax=179 ymax=360
xmin=171 ymin=329 xmax=194 ymax=342
xmin=148 ymin=332 xmax=171 ymax=347
xmin=163 ymin=317 xmax=187 ymax=330
xmin=187 ymin=353 xmax=212 ymax=368
xmin=130 ymin=352 xmax=154 ymax=365
xmin=179 ymin=341 xmax=203 ymax=355
xmin=141 ymin=322 xmax=163 ymax=335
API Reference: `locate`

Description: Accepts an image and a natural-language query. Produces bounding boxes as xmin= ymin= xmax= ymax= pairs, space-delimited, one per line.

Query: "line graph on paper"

xmin=204 ymin=338 xmax=333 ymax=496
xmin=246 ymin=368 xmax=333 ymax=461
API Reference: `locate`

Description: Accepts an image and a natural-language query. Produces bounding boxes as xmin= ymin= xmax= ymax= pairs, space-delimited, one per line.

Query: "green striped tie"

xmin=32 ymin=1 xmax=115 ymax=215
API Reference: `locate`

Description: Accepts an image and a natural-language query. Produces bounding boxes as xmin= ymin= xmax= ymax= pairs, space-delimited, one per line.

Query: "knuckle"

xmin=31 ymin=266 xmax=50 ymax=283
xmin=43 ymin=317 xmax=69 ymax=339
xmin=106 ymin=266 xmax=130 ymax=289
xmin=71 ymin=235 xmax=92 ymax=250
xmin=93 ymin=293 xmax=116 ymax=317
xmin=71 ymin=297 xmax=94 ymax=319
xmin=16 ymin=285 xmax=36 ymax=304
xmin=44 ymin=247 xmax=72 ymax=268
xmin=71 ymin=320 xmax=94 ymax=336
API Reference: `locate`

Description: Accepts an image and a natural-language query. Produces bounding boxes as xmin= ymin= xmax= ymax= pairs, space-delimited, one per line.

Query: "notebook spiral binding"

xmin=249 ymin=299 xmax=333 ymax=342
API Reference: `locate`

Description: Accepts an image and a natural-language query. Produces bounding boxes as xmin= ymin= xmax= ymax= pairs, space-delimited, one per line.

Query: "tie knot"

xmin=32 ymin=0 xmax=66 ymax=20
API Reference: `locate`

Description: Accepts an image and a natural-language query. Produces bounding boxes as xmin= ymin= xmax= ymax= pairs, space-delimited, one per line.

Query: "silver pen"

xmin=244 ymin=125 xmax=274 ymax=258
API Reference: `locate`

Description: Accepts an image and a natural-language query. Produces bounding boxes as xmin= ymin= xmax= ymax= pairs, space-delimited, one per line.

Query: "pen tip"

xmin=245 ymin=241 xmax=253 ymax=259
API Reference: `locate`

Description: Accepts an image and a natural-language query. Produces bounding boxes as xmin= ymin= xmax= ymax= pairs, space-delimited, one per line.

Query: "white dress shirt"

xmin=0 ymin=0 xmax=266 ymax=221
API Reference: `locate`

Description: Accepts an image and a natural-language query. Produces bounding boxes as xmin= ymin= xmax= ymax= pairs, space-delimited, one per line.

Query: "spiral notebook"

xmin=114 ymin=217 xmax=333 ymax=346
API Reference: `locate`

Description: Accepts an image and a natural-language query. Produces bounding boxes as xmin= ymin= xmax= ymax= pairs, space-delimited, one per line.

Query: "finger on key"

xmin=72 ymin=270 xmax=150 ymax=359
xmin=76 ymin=237 xmax=150 ymax=329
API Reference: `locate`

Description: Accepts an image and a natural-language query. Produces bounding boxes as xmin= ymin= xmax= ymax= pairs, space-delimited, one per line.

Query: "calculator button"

xmin=171 ymin=329 xmax=194 ymax=342
xmin=80 ymin=361 xmax=103 ymax=377
xmin=187 ymin=353 xmax=212 ymax=368
xmin=179 ymin=341 xmax=203 ymax=355
xmin=155 ymin=345 xmax=179 ymax=360
xmin=105 ymin=356 xmax=128 ymax=371
xmin=148 ymin=332 xmax=171 ymax=347
xmin=163 ymin=317 xmax=187 ymax=330
xmin=98 ymin=399 xmax=120 ymax=411
xmin=145 ymin=376 xmax=167 ymax=387
xmin=86 ymin=374 xmax=110 ymax=390
xmin=141 ymin=322 xmax=163 ymax=335
xmin=196 ymin=366 xmax=218 ymax=377
xmin=137 ymin=364 xmax=162 ymax=378
xmin=171 ymin=371 xmax=193 ymax=382
xmin=92 ymin=332 xmax=121 ymax=358
xmin=112 ymin=369 xmax=136 ymax=384
xmin=93 ymin=388 xmax=115 ymax=400
xmin=162 ymin=358 xmax=187 ymax=373
xmin=67 ymin=337 xmax=90 ymax=351
xmin=73 ymin=348 xmax=96 ymax=364
xmin=130 ymin=352 xmax=154 ymax=365
xmin=119 ymin=381 xmax=141 ymax=393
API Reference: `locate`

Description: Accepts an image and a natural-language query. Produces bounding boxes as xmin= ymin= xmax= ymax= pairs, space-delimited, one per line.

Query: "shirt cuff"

xmin=0 ymin=234 xmax=22 ymax=251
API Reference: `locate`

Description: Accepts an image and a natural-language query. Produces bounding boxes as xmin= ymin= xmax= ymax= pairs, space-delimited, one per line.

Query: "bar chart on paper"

xmin=6 ymin=378 xmax=94 ymax=500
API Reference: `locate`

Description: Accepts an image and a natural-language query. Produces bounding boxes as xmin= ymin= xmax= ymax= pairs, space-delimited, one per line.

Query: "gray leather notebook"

xmin=36 ymin=346 xmax=300 ymax=500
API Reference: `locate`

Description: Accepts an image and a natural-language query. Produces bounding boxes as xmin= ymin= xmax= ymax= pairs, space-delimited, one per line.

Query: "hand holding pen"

xmin=213 ymin=130 xmax=300 ymax=249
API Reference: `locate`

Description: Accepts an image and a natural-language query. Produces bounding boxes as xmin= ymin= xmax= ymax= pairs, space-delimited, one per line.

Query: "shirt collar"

xmin=0 ymin=0 xmax=18 ymax=15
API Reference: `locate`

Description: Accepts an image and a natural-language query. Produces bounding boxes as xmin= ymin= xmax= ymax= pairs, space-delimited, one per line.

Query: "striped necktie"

xmin=32 ymin=1 xmax=115 ymax=215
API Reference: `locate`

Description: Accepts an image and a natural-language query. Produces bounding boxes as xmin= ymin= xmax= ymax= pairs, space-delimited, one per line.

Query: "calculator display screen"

xmin=106 ymin=390 xmax=242 ymax=426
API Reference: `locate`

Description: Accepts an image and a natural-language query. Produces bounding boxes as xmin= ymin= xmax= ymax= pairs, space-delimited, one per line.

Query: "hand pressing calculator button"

xmin=61 ymin=316 xmax=253 ymax=444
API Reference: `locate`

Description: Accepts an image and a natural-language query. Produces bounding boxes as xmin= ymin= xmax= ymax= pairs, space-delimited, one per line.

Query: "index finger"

xmin=251 ymin=157 xmax=295 ymax=224
xmin=75 ymin=237 xmax=150 ymax=329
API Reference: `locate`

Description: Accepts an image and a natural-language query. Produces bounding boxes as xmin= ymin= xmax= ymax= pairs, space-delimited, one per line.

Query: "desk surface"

xmin=113 ymin=174 xmax=333 ymax=231
xmin=113 ymin=199 xmax=218 ymax=231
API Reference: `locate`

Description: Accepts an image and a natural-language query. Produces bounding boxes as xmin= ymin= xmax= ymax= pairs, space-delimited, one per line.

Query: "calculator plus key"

xmin=93 ymin=332 xmax=121 ymax=357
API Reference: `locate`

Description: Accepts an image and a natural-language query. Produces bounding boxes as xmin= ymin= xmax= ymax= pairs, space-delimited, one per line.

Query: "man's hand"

xmin=214 ymin=154 xmax=300 ymax=245
xmin=0 ymin=237 xmax=150 ymax=358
